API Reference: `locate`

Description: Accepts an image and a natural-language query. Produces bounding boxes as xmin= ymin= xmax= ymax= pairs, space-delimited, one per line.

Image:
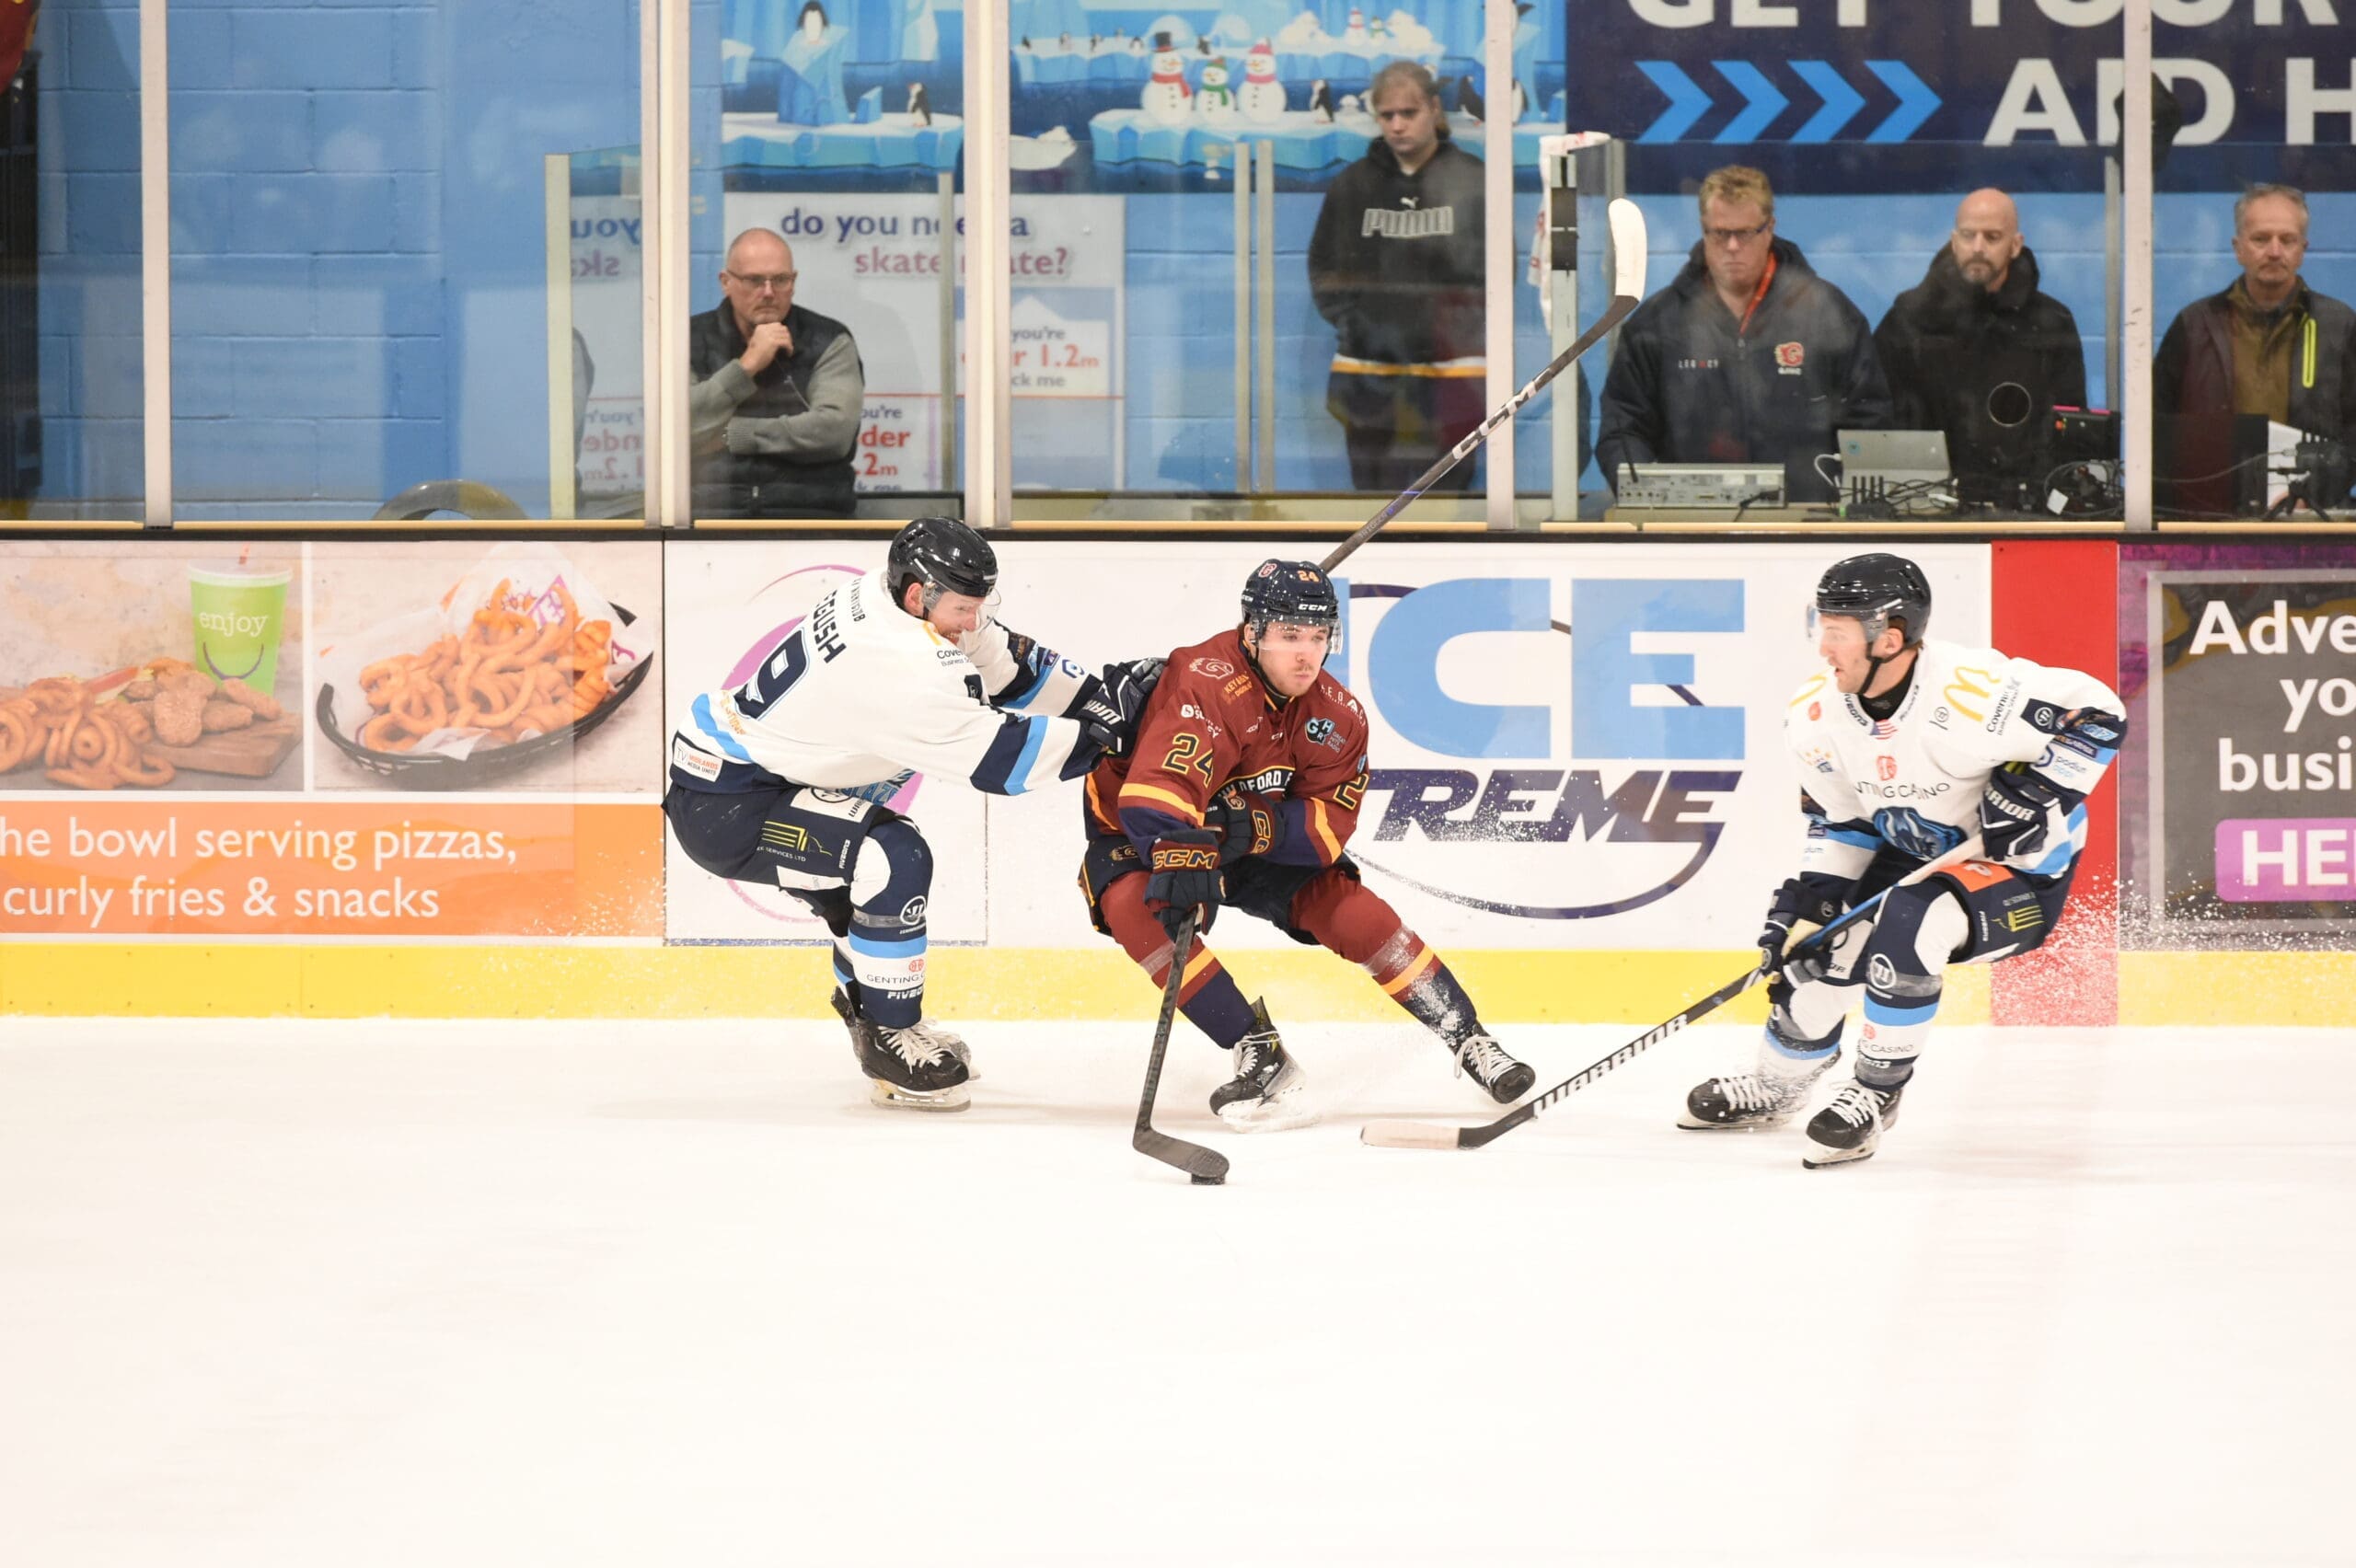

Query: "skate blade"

xmin=868 ymin=1079 xmax=973 ymax=1113
xmin=1216 ymin=1086 xmax=1320 ymax=1134
xmin=1675 ymin=1113 xmax=1796 ymax=1132
xmin=1800 ymin=1136 xmax=1878 ymax=1169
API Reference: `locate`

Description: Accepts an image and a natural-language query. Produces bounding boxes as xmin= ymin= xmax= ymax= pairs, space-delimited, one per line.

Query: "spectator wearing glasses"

xmin=1597 ymin=166 xmax=1891 ymax=504
xmin=2154 ymin=185 xmax=2356 ymax=518
xmin=689 ymin=228 xmax=866 ymax=518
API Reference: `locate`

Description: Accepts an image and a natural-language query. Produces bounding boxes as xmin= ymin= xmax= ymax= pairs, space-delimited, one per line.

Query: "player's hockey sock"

xmin=1859 ymin=993 xmax=1934 ymax=1090
xmin=1763 ymin=996 xmax=1845 ymax=1076
xmin=1853 ymin=883 xmax=1967 ymax=1090
xmin=1179 ymin=966 xmax=1261 ymax=1053
xmin=844 ymin=819 xmax=931 ymax=1030
xmin=1098 ymin=874 xmax=1260 ymax=1049
xmin=1290 ymin=876 xmax=1484 ymax=1040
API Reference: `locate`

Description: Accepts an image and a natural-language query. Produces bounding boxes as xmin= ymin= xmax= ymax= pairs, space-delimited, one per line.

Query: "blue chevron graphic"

xmin=1635 ymin=61 xmax=1712 ymax=143
xmin=1711 ymin=61 xmax=1787 ymax=144
xmin=1788 ymin=61 xmax=1866 ymax=143
xmin=1865 ymin=60 xmax=1940 ymax=143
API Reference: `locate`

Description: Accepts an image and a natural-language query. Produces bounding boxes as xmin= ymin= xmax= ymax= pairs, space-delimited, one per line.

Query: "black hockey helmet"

xmin=1240 ymin=559 xmax=1343 ymax=654
xmin=1815 ymin=553 xmax=1932 ymax=648
xmin=887 ymin=515 xmax=998 ymax=609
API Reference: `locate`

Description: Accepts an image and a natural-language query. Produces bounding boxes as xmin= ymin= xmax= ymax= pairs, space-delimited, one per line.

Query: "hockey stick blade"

xmin=1132 ymin=909 xmax=1230 ymax=1185
xmin=1359 ymin=834 xmax=1985 ymax=1152
xmin=1319 ymin=199 xmax=1648 ymax=574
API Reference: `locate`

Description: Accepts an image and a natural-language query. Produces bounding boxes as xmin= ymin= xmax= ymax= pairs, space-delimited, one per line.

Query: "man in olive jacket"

xmin=1597 ymin=166 xmax=1891 ymax=505
xmin=2154 ymin=185 xmax=2356 ymax=519
xmin=1874 ymin=189 xmax=2088 ymax=509
xmin=689 ymin=228 xmax=866 ymax=519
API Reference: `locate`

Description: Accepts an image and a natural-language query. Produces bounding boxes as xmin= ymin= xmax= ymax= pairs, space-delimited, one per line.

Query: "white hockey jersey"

xmin=1784 ymin=638 xmax=2124 ymax=882
xmin=669 ymin=568 xmax=1098 ymax=798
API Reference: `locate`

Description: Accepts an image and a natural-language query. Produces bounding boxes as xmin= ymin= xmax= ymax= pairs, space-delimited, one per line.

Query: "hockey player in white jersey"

xmin=1680 ymin=553 xmax=2127 ymax=1166
xmin=664 ymin=517 xmax=1161 ymax=1111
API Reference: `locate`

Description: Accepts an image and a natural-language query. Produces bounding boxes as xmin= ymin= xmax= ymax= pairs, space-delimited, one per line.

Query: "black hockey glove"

xmin=1978 ymin=764 xmax=2073 ymax=863
xmin=1144 ymin=829 xmax=1224 ymax=942
xmin=1073 ymin=657 xmax=1166 ymax=756
xmin=1204 ymin=784 xmax=1277 ymax=864
xmin=1759 ymin=873 xmax=1852 ymax=983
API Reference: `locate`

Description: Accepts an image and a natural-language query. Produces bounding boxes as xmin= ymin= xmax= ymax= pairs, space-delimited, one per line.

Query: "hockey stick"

xmin=1360 ymin=835 xmax=1986 ymax=1151
xmin=1134 ymin=909 xmax=1231 ymax=1185
xmin=1318 ymin=198 xmax=1648 ymax=574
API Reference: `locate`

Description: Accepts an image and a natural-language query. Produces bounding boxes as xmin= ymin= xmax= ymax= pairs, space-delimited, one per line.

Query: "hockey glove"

xmin=1144 ymin=829 xmax=1224 ymax=942
xmin=1204 ymin=784 xmax=1277 ymax=864
xmin=1073 ymin=657 xmax=1166 ymax=756
xmin=1978 ymin=763 xmax=2075 ymax=864
xmin=1759 ymin=873 xmax=1852 ymax=982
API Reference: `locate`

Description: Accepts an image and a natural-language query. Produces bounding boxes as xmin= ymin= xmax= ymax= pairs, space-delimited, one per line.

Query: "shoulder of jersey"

xmin=1784 ymin=666 xmax=1838 ymax=725
xmin=1309 ymin=670 xmax=1367 ymax=731
xmin=1167 ymin=635 xmax=1262 ymax=713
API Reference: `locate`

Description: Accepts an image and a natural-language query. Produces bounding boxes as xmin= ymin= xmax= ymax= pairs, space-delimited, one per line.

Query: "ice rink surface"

xmin=5 ymin=1013 xmax=2351 ymax=1568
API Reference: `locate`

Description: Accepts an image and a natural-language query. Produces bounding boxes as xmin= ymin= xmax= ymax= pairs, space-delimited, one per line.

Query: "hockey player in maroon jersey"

xmin=1078 ymin=559 xmax=1536 ymax=1130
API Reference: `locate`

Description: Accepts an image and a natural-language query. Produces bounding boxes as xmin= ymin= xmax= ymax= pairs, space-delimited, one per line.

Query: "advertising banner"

xmin=0 ymin=540 xmax=666 ymax=941
xmin=976 ymin=539 xmax=1992 ymax=951
xmin=2123 ymin=542 xmax=2356 ymax=946
xmin=1579 ymin=1 xmax=2349 ymax=147
xmin=722 ymin=190 xmax=1125 ymax=491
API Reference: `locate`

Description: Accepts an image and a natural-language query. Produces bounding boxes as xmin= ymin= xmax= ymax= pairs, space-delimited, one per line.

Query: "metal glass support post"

xmin=937 ymin=171 xmax=957 ymax=484
xmin=1254 ymin=140 xmax=1275 ymax=494
xmin=139 ymin=0 xmax=170 ymax=525
xmin=545 ymin=154 xmax=578 ymax=520
xmin=1235 ymin=145 xmax=1252 ymax=490
xmin=1482 ymin=0 xmax=1515 ymax=528
xmin=2104 ymin=155 xmax=2122 ymax=427
xmin=655 ymin=0 xmax=690 ymax=526
xmin=2123 ymin=0 xmax=2154 ymax=531
xmin=1542 ymin=140 xmax=1586 ymax=521
xmin=639 ymin=0 xmax=666 ymax=523
xmin=963 ymin=3 xmax=1012 ymax=525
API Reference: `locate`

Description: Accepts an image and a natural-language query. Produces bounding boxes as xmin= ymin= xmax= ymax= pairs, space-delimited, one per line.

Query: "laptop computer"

xmin=1837 ymin=429 xmax=1952 ymax=493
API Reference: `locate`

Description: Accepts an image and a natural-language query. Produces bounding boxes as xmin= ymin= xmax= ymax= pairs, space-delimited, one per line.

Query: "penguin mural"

xmin=1308 ymin=79 xmax=1335 ymax=123
xmin=906 ymin=82 xmax=932 ymax=125
xmin=1240 ymin=39 xmax=1286 ymax=122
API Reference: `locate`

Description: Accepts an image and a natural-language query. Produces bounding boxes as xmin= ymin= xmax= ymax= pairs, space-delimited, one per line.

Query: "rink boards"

xmin=2 ymin=536 xmax=2351 ymax=1025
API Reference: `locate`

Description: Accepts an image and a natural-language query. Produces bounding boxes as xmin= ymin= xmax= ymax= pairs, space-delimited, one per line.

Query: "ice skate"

xmin=832 ymin=988 xmax=972 ymax=1112
xmin=1449 ymin=1029 xmax=1535 ymax=1104
xmin=1678 ymin=1048 xmax=1839 ymax=1130
xmin=1210 ymin=1000 xmax=1316 ymax=1132
xmin=1801 ymin=1078 xmax=1903 ymax=1167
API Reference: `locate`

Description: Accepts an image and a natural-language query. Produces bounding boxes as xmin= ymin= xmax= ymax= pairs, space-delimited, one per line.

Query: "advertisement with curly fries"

xmin=0 ymin=540 xmax=306 ymax=794
xmin=0 ymin=540 xmax=664 ymax=940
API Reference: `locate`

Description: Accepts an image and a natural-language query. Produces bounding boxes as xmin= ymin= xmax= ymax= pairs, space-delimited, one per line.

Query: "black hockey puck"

xmin=1191 ymin=1172 xmax=1224 ymax=1186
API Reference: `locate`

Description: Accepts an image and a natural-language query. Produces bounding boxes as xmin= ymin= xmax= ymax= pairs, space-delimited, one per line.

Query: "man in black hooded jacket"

xmin=1309 ymin=63 xmax=1485 ymax=492
xmin=1597 ymin=166 xmax=1891 ymax=505
xmin=1874 ymin=189 xmax=2087 ymax=509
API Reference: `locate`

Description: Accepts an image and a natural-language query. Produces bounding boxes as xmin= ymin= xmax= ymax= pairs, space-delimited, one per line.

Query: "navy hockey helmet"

xmin=1815 ymin=553 xmax=1932 ymax=648
xmin=887 ymin=515 xmax=998 ymax=609
xmin=1240 ymin=559 xmax=1343 ymax=654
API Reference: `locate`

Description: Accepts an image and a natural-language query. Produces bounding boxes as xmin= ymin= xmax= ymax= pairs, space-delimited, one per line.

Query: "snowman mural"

xmin=1141 ymin=32 xmax=1193 ymax=123
xmin=1343 ymin=7 xmax=1368 ymax=43
xmin=1240 ymin=39 xmax=1287 ymax=122
xmin=1195 ymin=57 xmax=1237 ymax=118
